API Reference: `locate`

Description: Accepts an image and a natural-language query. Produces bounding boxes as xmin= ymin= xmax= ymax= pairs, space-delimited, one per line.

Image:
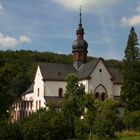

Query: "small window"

xmin=37 ymin=88 xmax=39 ymax=97
xmin=99 ymin=69 xmax=102 ymax=72
xmin=58 ymin=88 xmax=63 ymax=97
xmin=95 ymin=92 xmax=99 ymax=99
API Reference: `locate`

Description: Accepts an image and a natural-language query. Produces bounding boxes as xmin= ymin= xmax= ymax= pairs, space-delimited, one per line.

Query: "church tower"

xmin=72 ymin=7 xmax=88 ymax=69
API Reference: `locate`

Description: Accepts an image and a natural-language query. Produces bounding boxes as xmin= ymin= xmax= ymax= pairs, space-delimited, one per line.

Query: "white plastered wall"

xmin=22 ymin=92 xmax=33 ymax=101
xmin=44 ymin=81 xmax=67 ymax=96
xmin=88 ymin=60 xmax=114 ymax=98
xmin=113 ymin=84 xmax=121 ymax=96
xmin=33 ymin=66 xmax=46 ymax=111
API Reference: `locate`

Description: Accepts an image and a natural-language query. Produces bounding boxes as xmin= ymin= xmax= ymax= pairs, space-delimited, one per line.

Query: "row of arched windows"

xmin=95 ymin=92 xmax=107 ymax=101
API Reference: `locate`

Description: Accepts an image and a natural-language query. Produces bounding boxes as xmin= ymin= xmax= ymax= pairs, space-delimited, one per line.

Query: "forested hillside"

xmin=0 ymin=50 xmax=122 ymax=96
xmin=0 ymin=50 xmax=122 ymax=119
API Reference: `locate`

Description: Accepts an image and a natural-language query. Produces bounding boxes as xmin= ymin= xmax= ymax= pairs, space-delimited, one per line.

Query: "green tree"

xmin=0 ymin=120 xmax=23 ymax=140
xmin=94 ymin=99 xmax=119 ymax=137
xmin=121 ymin=27 xmax=140 ymax=111
xmin=21 ymin=108 xmax=66 ymax=140
xmin=123 ymin=110 xmax=140 ymax=131
xmin=61 ymin=74 xmax=86 ymax=138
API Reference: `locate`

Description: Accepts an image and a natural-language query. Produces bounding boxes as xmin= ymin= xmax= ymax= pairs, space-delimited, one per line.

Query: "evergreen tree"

xmin=121 ymin=27 xmax=140 ymax=111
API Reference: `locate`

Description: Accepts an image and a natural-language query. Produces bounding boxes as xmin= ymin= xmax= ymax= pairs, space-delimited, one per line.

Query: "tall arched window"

xmin=95 ymin=92 xmax=99 ymax=99
xmin=101 ymin=92 xmax=106 ymax=101
xmin=58 ymin=88 xmax=63 ymax=97
xmin=94 ymin=84 xmax=108 ymax=101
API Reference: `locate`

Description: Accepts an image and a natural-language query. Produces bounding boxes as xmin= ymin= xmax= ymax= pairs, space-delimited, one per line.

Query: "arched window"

xmin=94 ymin=84 xmax=108 ymax=101
xmin=58 ymin=88 xmax=63 ymax=97
xmin=95 ymin=92 xmax=99 ymax=99
xmin=101 ymin=92 xmax=106 ymax=101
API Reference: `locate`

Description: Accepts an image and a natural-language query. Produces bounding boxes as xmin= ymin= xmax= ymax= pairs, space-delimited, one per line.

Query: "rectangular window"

xmin=38 ymin=88 xmax=39 ymax=97
xmin=39 ymin=100 xmax=41 ymax=109
xmin=36 ymin=101 xmax=38 ymax=110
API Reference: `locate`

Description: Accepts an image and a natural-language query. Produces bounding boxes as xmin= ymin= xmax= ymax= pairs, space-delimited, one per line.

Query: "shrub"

xmin=94 ymin=99 xmax=119 ymax=137
xmin=123 ymin=110 xmax=140 ymax=131
xmin=74 ymin=118 xmax=89 ymax=139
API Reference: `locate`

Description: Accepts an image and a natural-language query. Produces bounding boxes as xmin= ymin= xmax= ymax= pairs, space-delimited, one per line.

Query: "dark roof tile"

xmin=38 ymin=62 xmax=76 ymax=81
xmin=108 ymin=68 xmax=124 ymax=84
xmin=44 ymin=96 xmax=63 ymax=108
xmin=76 ymin=58 xmax=100 ymax=79
xmin=23 ymin=83 xmax=33 ymax=95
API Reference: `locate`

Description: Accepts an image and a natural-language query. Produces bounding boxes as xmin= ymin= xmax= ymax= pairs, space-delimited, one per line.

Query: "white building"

xmin=13 ymin=12 xmax=123 ymax=120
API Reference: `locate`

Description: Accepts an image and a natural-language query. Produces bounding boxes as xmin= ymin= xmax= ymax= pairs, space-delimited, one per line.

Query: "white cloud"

xmin=122 ymin=15 xmax=140 ymax=26
xmin=54 ymin=0 xmax=119 ymax=13
xmin=19 ymin=35 xmax=31 ymax=43
xmin=0 ymin=33 xmax=31 ymax=48
xmin=122 ymin=5 xmax=140 ymax=26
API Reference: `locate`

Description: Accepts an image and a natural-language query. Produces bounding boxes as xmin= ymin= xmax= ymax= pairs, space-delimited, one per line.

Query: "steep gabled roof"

xmin=108 ymin=68 xmax=124 ymax=84
xmin=38 ymin=62 xmax=76 ymax=81
xmin=76 ymin=58 xmax=100 ymax=79
xmin=23 ymin=83 xmax=33 ymax=95
xmin=44 ymin=96 xmax=63 ymax=108
xmin=23 ymin=59 xmax=123 ymax=95
xmin=77 ymin=58 xmax=123 ymax=84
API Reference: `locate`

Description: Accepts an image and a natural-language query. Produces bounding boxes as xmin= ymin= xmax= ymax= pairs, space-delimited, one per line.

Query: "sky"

xmin=0 ymin=0 xmax=140 ymax=60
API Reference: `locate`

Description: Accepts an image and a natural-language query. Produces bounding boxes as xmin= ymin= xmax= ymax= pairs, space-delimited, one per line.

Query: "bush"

xmin=94 ymin=100 xmax=119 ymax=137
xmin=94 ymin=118 xmax=115 ymax=137
xmin=123 ymin=110 xmax=140 ymax=131
xmin=0 ymin=120 xmax=23 ymax=140
xmin=74 ymin=118 xmax=89 ymax=139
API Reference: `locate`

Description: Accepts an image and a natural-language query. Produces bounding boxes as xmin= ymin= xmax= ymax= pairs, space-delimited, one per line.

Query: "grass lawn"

xmin=89 ymin=135 xmax=140 ymax=140
xmin=69 ymin=136 xmax=140 ymax=140
xmin=119 ymin=136 xmax=140 ymax=140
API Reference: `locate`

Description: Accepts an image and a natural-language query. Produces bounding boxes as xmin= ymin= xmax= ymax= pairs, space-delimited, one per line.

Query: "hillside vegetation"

xmin=0 ymin=50 xmax=122 ymax=119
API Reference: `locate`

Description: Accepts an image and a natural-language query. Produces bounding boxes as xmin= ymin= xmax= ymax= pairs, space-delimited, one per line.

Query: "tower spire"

xmin=79 ymin=5 xmax=82 ymax=26
xmin=72 ymin=7 xmax=88 ymax=69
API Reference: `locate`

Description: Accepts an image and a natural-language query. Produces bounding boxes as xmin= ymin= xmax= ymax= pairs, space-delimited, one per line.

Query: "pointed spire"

xmin=76 ymin=6 xmax=84 ymax=39
xmin=79 ymin=5 xmax=82 ymax=26
xmin=72 ymin=7 xmax=88 ymax=69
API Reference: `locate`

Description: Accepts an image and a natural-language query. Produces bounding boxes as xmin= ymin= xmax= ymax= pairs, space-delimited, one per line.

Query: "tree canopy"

xmin=121 ymin=27 xmax=140 ymax=111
